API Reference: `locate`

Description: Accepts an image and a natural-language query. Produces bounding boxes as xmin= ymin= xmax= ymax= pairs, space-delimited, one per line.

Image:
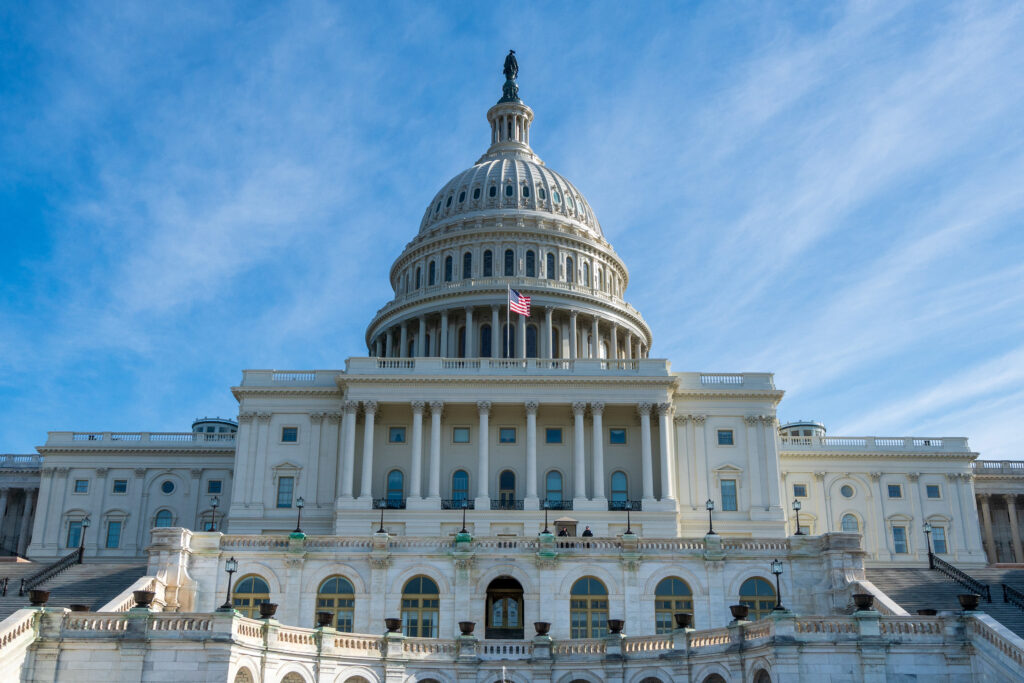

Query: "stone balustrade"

xmin=44 ymin=431 xmax=236 ymax=446
xmin=779 ymin=434 xmax=970 ymax=453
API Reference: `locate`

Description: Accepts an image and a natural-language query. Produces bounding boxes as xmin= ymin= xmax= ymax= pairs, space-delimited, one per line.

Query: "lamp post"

xmin=294 ymin=496 xmax=305 ymax=534
xmin=792 ymin=499 xmax=804 ymax=536
xmin=771 ymin=559 xmax=785 ymax=611
xmin=624 ymin=500 xmax=634 ymax=535
xmin=460 ymin=499 xmax=469 ymax=534
xmin=78 ymin=516 xmax=91 ymax=563
xmin=220 ymin=557 xmax=239 ymax=610
xmin=377 ymin=501 xmax=386 ymax=534
xmin=923 ymin=522 xmax=933 ymax=568
xmin=705 ymin=499 xmax=716 ymax=535
xmin=209 ymin=496 xmax=220 ymax=532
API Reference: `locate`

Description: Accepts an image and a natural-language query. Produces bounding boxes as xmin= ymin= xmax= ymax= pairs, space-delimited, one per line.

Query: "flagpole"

xmin=506 ymin=284 xmax=511 ymax=360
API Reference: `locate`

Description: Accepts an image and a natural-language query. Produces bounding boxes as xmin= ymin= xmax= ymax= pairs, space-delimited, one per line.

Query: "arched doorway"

xmin=485 ymin=576 xmax=524 ymax=639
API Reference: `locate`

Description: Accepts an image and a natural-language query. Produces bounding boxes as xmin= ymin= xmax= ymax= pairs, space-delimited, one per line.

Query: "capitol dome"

xmin=366 ymin=60 xmax=652 ymax=362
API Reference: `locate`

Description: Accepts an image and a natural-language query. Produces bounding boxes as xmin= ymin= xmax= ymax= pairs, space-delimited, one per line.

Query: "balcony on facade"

xmin=778 ymin=435 xmax=971 ymax=454
xmin=973 ymin=460 xmax=1024 ymax=476
xmin=43 ymin=432 xmax=237 ymax=447
xmin=0 ymin=454 xmax=41 ymax=470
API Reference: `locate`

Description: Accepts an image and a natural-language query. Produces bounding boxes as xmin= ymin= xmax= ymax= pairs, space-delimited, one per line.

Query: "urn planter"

xmin=316 ymin=611 xmax=333 ymax=627
xmin=607 ymin=619 xmax=625 ymax=634
xmin=385 ymin=618 xmax=402 ymax=633
xmin=29 ymin=590 xmax=50 ymax=607
xmin=852 ymin=593 xmax=874 ymax=611
xmin=458 ymin=621 xmax=476 ymax=636
xmin=673 ymin=612 xmax=693 ymax=628
xmin=958 ymin=594 xmax=980 ymax=611
xmin=69 ymin=604 xmax=90 ymax=612
xmin=259 ymin=603 xmax=278 ymax=619
xmin=534 ymin=621 xmax=551 ymax=636
xmin=729 ymin=604 xmax=749 ymax=620
xmin=133 ymin=590 xmax=156 ymax=608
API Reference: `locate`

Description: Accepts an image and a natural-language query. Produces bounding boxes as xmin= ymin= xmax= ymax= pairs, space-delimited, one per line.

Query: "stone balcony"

xmin=0 ymin=454 xmax=41 ymax=469
xmin=779 ymin=434 xmax=971 ymax=454
xmin=42 ymin=432 xmax=236 ymax=448
xmin=973 ymin=460 xmax=1024 ymax=477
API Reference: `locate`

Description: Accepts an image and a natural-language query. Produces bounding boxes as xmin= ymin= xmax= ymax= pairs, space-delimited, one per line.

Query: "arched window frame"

xmin=154 ymin=509 xmax=174 ymax=528
xmin=415 ymin=267 xmax=421 ymax=290
xmin=483 ymin=250 xmax=493 ymax=277
xmin=444 ymin=256 xmax=453 ymax=282
xmin=570 ymin=576 xmax=608 ymax=638
xmin=504 ymin=249 xmax=515 ymax=276
xmin=654 ymin=577 xmax=693 ymax=634
xmin=610 ymin=471 xmax=628 ymax=504
xmin=401 ymin=576 xmax=440 ymax=637
xmin=451 ymin=470 xmax=469 ymax=503
xmin=386 ymin=469 xmax=404 ymax=506
xmin=545 ymin=470 xmax=563 ymax=504
xmin=841 ymin=513 xmax=859 ymax=533
xmin=428 ymin=261 xmax=436 ymax=286
xmin=233 ymin=574 xmax=271 ymax=618
xmin=525 ymin=250 xmax=536 ymax=277
xmin=565 ymin=257 xmax=574 ymax=284
xmin=546 ymin=253 xmax=556 ymax=280
xmin=317 ymin=576 xmax=355 ymax=631
xmin=462 ymin=252 xmax=472 ymax=279
xmin=738 ymin=577 xmax=776 ymax=620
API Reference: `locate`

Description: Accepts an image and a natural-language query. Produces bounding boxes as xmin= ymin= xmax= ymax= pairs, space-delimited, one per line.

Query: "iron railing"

xmin=372 ymin=498 xmax=406 ymax=510
xmin=0 ymin=577 xmax=8 ymax=596
xmin=542 ymin=500 xmax=573 ymax=511
xmin=19 ymin=547 xmax=83 ymax=595
xmin=928 ymin=552 xmax=992 ymax=602
xmin=1003 ymin=584 xmax=1024 ymax=611
xmin=441 ymin=499 xmax=475 ymax=510
xmin=491 ymin=499 xmax=524 ymax=511
xmin=608 ymin=500 xmax=643 ymax=511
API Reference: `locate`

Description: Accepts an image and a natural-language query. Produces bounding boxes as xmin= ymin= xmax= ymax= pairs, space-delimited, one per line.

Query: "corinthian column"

xmin=569 ymin=311 xmax=578 ymax=360
xmin=657 ymin=403 xmax=674 ymax=501
xmin=428 ymin=402 xmax=444 ymax=500
xmin=591 ymin=402 xmax=606 ymax=502
xmin=359 ymin=401 xmax=377 ymax=503
xmin=409 ymin=401 xmax=425 ymax=501
xmin=979 ymin=494 xmax=997 ymax=564
xmin=475 ymin=401 xmax=491 ymax=509
xmin=525 ymin=401 xmax=539 ymax=509
xmin=638 ymin=403 xmax=654 ymax=502
xmin=572 ymin=402 xmax=587 ymax=501
xmin=1006 ymin=494 xmax=1023 ymax=563
xmin=339 ymin=401 xmax=359 ymax=498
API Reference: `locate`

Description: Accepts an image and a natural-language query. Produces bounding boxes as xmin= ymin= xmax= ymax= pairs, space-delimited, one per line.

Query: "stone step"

xmin=0 ymin=562 xmax=146 ymax=622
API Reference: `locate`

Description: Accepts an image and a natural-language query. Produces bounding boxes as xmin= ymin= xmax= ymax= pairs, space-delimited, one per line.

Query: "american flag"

xmin=509 ymin=288 xmax=531 ymax=316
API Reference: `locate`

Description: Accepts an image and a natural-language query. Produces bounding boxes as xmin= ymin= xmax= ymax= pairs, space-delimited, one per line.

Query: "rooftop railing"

xmin=0 ymin=454 xmax=41 ymax=469
xmin=779 ymin=435 xmax=970 ymax=453
xmin=973 ymin=460 xmax=1024 ymax=475
xmin=44 ymin=432 xmax=236 ymax=447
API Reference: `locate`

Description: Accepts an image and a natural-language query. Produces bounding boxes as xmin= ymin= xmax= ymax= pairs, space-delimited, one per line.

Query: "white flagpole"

xmin=506 ymin=285 xmax=511 ymax=359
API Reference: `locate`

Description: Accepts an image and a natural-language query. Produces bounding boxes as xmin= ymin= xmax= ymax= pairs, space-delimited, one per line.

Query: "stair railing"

xmin=928 ymin=552 xmax=992 ymax=603
xmin=19 ymin=547 xmax=83 ymax=595
xmin=0 ymin=577 xmax=8 ymax=596
xmin=1003 ymin=584 xmax=1024 ymax=611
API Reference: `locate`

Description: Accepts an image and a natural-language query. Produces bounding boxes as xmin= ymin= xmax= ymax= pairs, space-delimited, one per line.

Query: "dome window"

xmin=538 ymin=188 xmax=547 ymax=200
xmin=462 ymin=252 xmax=472 ymax=279
xmin=444 ymin=256 xmax=453 ymax=282
xmin=489 ymin=186 xmax=497 ymax=198
xmin=526 ymin=251 xmax=536 ymax=277
xmin=473 ymin=188 xmax=481 ymax=200
xmin=552 ymin=190 xmax=561 ymax=204
xmin=435 ymin=201 xmax=441 ymax=214
xmin=546 ymin=253 xmax=556 ymax=280
xmin=522 ymin=185 xmax=530 ymax=198
xmin=483 ymin=250 xmax=493 ymax=277
xmin=458 ymin=191 xmax=466 ymax=203
xmin=446 ymin=195 xmax=453 ymax=207
xmin=504 ymin=249 xmax=515 ymax=276
xmin=566 ymin=195 xmax=575 ymax=210
xmin=505 ymin=184 xmax=514 ymax=197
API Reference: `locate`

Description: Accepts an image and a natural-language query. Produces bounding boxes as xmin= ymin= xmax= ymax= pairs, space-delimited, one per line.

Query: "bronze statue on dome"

xmin=503 ymin=50 xmax=518 ymax=81
xmin=499 ymin=50 xmax=521 ymax=103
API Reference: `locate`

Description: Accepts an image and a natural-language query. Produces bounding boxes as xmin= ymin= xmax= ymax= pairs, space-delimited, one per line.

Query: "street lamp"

xmin=771 ymin=559 xmax=785 ymax=611
xmin=542 ymin=499 xmax=550 ymax=534
xmin=625 ymin=500 xmax=633 ymax=535
xmin=78 ymin=516 xmax=91 ymax=563
xmin=209 ymin=496 xmax=220 ymax=532
xmin=219 ymin=557 xmax=239 ymax=611
xmin=377 ymin=501 xmax=386 ymax=534
xmin=705 ymin=499 xmax=716 ymax=535
xmin=460 ymin=499 xmax=469 ymax=534
xmin=294 ymin=497 xmax=305 ymax=534
xmin=923 ymin=522 xmax=933 ymax=568
xmin=792 ymin=499 xmax=804 ymax=536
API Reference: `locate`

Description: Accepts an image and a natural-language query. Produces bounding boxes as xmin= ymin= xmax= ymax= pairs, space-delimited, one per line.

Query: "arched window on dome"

xmin=526 ymin=250 xmax=536 ymax=277
xmin=462 ymin=252 xmax=472 ymax=279
xmin=489 ymin=185 xmax=497 ymax=198
xmin=567 ymin=195 xmax=575 ymax=210
xmin=473 ymin=187 xmax=481 ymax=200
xmin=582 ymin=263 xmax=590 ymax=287
xmin=446 ymin=195 xmax=452 ymax=208
xmin=522 ymin=185 xmax=530 ymax=198
xmin=566 ymin=257 xmax=574 ymax=284
xmin=538 ymin=187 xmax=547 ymax=201
xmin=551 ymin=328 xmax=561 ymax=359
xmin=552 ymin=190 xmax=561 ymax=204
xmin=505 ymin=184 xmax=514 ymax=197
xmin=546 ymin=253 xmax=556 ymax=280
xmin=483 ymin=250 xmax=493 ymax=277
xmin=415 ymin=267 xmax=421 ymax=290
xmin=504 ymin=249 xmax=515 ymax=277
xmin=841 ymin=514 xmax=859 ymax=533
xmin=428 ymin=261 xmax=436 ymax=286
xmin=458 ymin=190 xmax=465 ymax=203
xmin=480 ymin=324 xmax=492 ymax=358
xmin=444 ymin=256 xmax=453 ymax=282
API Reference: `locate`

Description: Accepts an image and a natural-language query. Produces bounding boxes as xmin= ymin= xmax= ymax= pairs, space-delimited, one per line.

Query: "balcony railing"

xmin=973 ymin=461 xmax=1024 ymax=475
xmin=608 ymin=499 xmax=642 ymax=512
xmin=490 ymin=499 xmax=524 ymax=511
xmin=0 ymin=454 xmax=41 ymax=469
xmin=45 ymin=432 xmax=236 ymax=446
xmin=373 ymin=498 xmax=407 ymax=510
xmin=779 ymin=435 xmax=969 ymax=453
xmin=542 ymin=500 xmax=573 ymax=511
xmin=440 ymin=499 xmax=475 ymax=510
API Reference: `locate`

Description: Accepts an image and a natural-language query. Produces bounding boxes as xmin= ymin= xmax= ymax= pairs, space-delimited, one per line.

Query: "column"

xmin=638 ymin=403 xmax=654 ymax=501
xmin=610 ymin=323 xmax=618 ymax=360
xmin=572 ymin=402 xmax=587 ymax=501
xmin=383 ymin=329 xmax=392 ymax=358
xmin=339 ymin=401 xmax=358 ymax=499
xmin=440 ymin=311 xmax=449 ymax=357
xmin=409 ymin=401 xmax=425 ymax=501
xmin=491 ymin=306 xmax=500 ymax=358
xmin=625 ymin=331 xmax=633 ymax=360
xmin=525 ymin=401 xmax=539 ymax=507
xmin=979 ymin=494 xmax=996 ymax=564
xmin=693 ymin=416 xmax=708 ymax=506
xmin=544 ymin=309 xmax=553 ymax=359
xmin=417 ymin=316 xmax=426 ymax=357
xmin=475 ymin=401 xmax=491 ymax=509
xmin=569 ymin=311 xmax=578 ymax=360
xmin=252 ymin=414 xmax=272 ymax=506
xmin=591 ymin=315 xmax=599 ymax=359
xmin=359 ymin=401 xmax=377 ymax=501
xmin=0 ymin=489 xmax=8 ymax=543
xmin=1006 ymin=495 xmax=1023 ymax=563
xmin=399 ymin=322 xmax=408 ymax=358
xmin=674 ymin=416 xmax=692 ymax=507
xmin=518 ymin=312 xmax=527 ymax=359
xmin=744 ymin=416 xmax=762 ymax=509
xmin=465 ymin=307 xmax=474 ymax=358
xmin=760 ymin=416 xmax=782 ymax=510
xmin=657 ymin=403 xmax=674 ymax=501
xmin=591 ymin=402 xmax=606 ymax=501
xmin=428 ymin=402 xmax=443 ymax=500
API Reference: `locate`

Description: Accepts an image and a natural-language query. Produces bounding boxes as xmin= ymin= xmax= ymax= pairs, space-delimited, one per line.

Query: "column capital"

xmin=95 ymin=467 xmax=109 ymax=478
xmin=692 ymin=414 xmax=706 ymax=425
xmin=636 ymin=402 xmax=653 ymax=417
xmin=744 ymin=415 xmax=760 ymax=426
xmin=309 ymin=411 xmax=325 ymax=424
xmin=327 ymin=411 xmax=343 ymax=424
xmin=477 ymin=400 xmax=492 ymax=415
xmin=572 ymin=401 xmax=587 ymax=416
xmin=1004 ymin=493 xmax=1018 ymax=507
xmin=570 ymin=310 xmax=578 ymax=319
xmin=342 ymin=400 xmax=360 ymax=414
xmin=869 ymin=472 xmax=882 ymax=482
xmin=363 ymin=400 xmax=379 ymax=416
xmin=590 ymin=401 xmax=604 ymax=415
xmin=673 ymin=414 xmax=689 ymax=425
xmin=190 ymin=468 xmax=203 ymax=480
xmin=524 ymin=400 xmax=539 ymax=415
xmin=656 ymin=402 xmax=672 ymax=417
xmin=257 ymin=412 xmax=273 ymax=423
xmin=908 ymin=473 xmax=920 ymax=482
xmin=238 ymin=411 xmax=257 ymax=423
xmin=960 ymin=473 xmax=975 ymax=482
xmin=411 ymin=400 xmax=426 ymax=414
xmin=977 ymin=492 xmax=991 ymax=502
xmin=813 ymin=471 xmax=827 ymax=482
xmin=134 ymin=468 xmax=146 ymax=479
xmin=760 ymin=415 xmax=776 ymax=427
xmin=429 ymin=400 xmax=444 ymax=415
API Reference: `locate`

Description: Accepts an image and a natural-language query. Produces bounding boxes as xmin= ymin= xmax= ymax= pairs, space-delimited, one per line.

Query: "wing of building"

xmin=3 ymin=56 xmax=1024 ymax=683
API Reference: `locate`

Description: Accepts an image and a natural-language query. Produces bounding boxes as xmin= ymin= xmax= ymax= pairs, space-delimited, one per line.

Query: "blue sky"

xmin=2 ymin=2 xmax=1022 ymax=459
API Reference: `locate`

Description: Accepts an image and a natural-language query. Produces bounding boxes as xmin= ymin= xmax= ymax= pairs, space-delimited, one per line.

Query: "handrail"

xmin=1003 ymin=584 xmax=1024 ymax=611
xmin=19 ymin=547 xmax=82 ymax=595
xmin=929 ymin=553 xmax=992 ymax=603
xmin=0 ymin=577 xmax=7 ymax=596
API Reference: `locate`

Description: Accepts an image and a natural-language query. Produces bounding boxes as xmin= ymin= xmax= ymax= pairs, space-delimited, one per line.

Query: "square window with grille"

xmin=389 ymin=427 xmax=406 ymax=443
xmin=208 ymin=480 xmax=222 ymax=494
xmin=887 ymin=484 xmax=903 ymax=499
xmin=717 ymin=429 xmax=734 ymax=446
xmin=608 ymin=428 xmax=626 ymax=445
xmin=112 ymin=479 xmax=128 ymax=494
xmin=793 ymin=484 xmax=807 ymax=498
xmin=545 ymin=428 xmax=562 ymax=444
xmin=281 ymin=426 xmax=298 ymax=442
xmin=499 ymin=427 xmax=516 ymax=444
xmin=453 ymin=427 xmax=471 ymax=443
xmin=926 ymin=484 xmax=941 ymax=499
xmin=74 ymin=479 xmax=89 ymax=494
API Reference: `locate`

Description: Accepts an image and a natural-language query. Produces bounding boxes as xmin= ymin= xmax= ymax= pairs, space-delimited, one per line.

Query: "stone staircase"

xmin=867 ymin=566 xmax=1024 ymax=638
xmin=0 ymin=562 xmax=147 ymax=621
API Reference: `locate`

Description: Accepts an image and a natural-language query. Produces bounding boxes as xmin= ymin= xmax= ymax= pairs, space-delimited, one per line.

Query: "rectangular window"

xmin=932 ymin=527 xmax=947 ymax=554
xmin=453 ymin=427 xmax=471 ymax=443
xmin=66 ymin=521 xmax=82 ymax=548
xmin=277 ymin=476 xmax=294 ymax=508
xmin=892 ymin=526 xmax=908 ymax=553
xmin=207 ymin=480 xmax=223 ymax=494
xmin=608 ymin=428 xmax=626 ymax=445
xmin=112 ymin=479 xmax=128 ymax=494
xmin=926 ymin=484 xmax=941 ymax=499
xmin=389 ymin=427 xmax=406 ymax=443
xmin=721 ymin=480 xmax=738 ymax=511
xmin=498 ymin=427 xmax=516 ymax=444
xmin=793 ymin=484 xmax=807 ymax=498
xmin=887 ymin=484 xmax=903 ymax=499
xmin=717 ymin=429 xmax=734 ymax=446
xmin=74 ymin=479 xmax=89 ymax=494
xmin=281 ymin=426 xmax=298 ymax=442
xmin=545 ymin=428 xmax=563 ymax=444
xmin=105 ymin=521 xmax=122 ymax=549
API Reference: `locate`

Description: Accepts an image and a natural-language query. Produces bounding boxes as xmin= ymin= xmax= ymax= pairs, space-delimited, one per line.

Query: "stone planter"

xmin=729 ymin=604 xmax=749 ymax=621
xmin=534 ymin=621 xmax=551 ymax=636
xmin=316 ymin=611 xmax=333 ymax=627
xmin=916 ymin=608 xmax=937 ymax=616
xmin=69 ymin=604 xmax=90 ymax=612
xmin=673 ymin=612 xmax=693 ymax=628
xmin=607 ymin=619 xmax=625 ymax=634
xmin=458 ymin=621 xmax=475 ymax=636
xmin=259 ymin=603 xmax=278 ymax=619
xmin=133 ymin=590 xmax=156 ymax=608
xmin=958 ymin=594 xmax=980 ymax=611
xmin=852 ymin=593 xmax=874 ymax=611
xmin=385 ymin=618 xmax=402 ymax=633
xmin=29 ymin=590 xmax=50 ymax=607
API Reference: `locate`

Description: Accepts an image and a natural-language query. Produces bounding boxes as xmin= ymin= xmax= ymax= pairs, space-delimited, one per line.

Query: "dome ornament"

xmin=499 ymin=49 xmax=520 ymax=103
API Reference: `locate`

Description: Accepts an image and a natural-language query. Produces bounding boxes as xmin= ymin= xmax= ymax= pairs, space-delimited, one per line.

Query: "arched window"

xmin=545 ymin=471 xmax=563 ymax=504
xmin=546 ymin=253 xmax=556 ymax=280
xmin=570 ymin=577 xmax=608 ymax=638
xmin=505 ymin=184 xmax=514 ymax=197
xmin=428 ymin=261 xmax=436 ymax=286
xmin=387 ymin=470 xmax=404 ymax=506
xmin=444 ymin=256 xmax=453 ymax=282
xmin=480 ymin=323 xmax=492 ymax=357
xmin=566 ymin=257 xmax=574 ymax=283
xmin=403 ymin=273 xmax=409 ymax=293
xmin=415 ymin=267 xmax=421 ymax=289
xmin=452 ymin=470 xmax=469 ymax=503
xmin=598 ymin=268 xmax=604 ymax=290
xmin=458 ymin=190 xmax=466 ymax=203
xmin=526 ymin=250 xmax=536 ymax=277
xmin=483 ymin=249 xmax=493 ymax=277
xmin=522 ymin=185 xmax=530 ymax=198
xmin=538 ymin=187 xmax=547 ymax=200
xmin=553 ymin=190 xmax=561 ymax=204
xmin=446 ymin=195 xmax=452 ymax=207
xmin=401 ymin=576 xmax=440 ymax=637
xmin=654 ymin=577 xmax=693 ymax=633
xmin=582 ymin=262 xmax=590 ymax=287
xmin=489 ymin=185 xmax=497 ymax=198
xmin=841 ymin=514 xmax=859 ymax=533
xmin=317 ymin=576 xmax=355 ymax=631
xmin=473 ymin=187 xmax=481 ymax=200
xmin=154 ymin=509 xmax=173 ymax=528
xmin=526 ymin=324 xmax=538 ymax=358
xmin=502 ymin=324 xmax=515 ymax=358
xmin=486 ymin=576 xmax=524 ymax=639
xmin=739 ymin=577 xmax=776 ymax=620
xmin=462 ymin=252 xmax=472 ymax=279
xmin=499 ymin=470 xmax=516 ymax=507
xmin=233 ymin=575 xmax=270 ymax=618
xmin=610 ymin=472 xmax=627 ymax=505
xmin=504 ymin=249 xmax=515 ymax=276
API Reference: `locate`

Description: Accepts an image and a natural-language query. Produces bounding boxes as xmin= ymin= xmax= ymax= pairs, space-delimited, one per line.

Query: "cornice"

xmin=337 ymin=374 xmax=677 ymax=389
xmin=779 ymin=450 xmax=979 ymax=461
xmin=231 ymin=386 xmax=343 ymax=400
xmin=675 ymin=390 xmax=784 ymax=404
xmin=38 ymin=446 xmax=236 ymax=456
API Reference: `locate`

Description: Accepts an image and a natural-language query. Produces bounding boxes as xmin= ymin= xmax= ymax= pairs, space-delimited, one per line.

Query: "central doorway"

xmin=485 ymin=576 xmax=524 ymax=639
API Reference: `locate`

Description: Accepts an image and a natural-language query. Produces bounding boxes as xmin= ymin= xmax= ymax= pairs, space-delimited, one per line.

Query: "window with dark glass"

xmin=276 ymin=476 xmax=294 ymax=508
xmin=546 ymin=253 xmax=556 ymax=280
xmin=522 ymin=185 xmax=530 ymax=197
xmin=545 ymin=428 xmax=562 ymax=444
xmin=499 ymin=470 xmax=516 ymax=505
xmin=887 ymin=484 xmax=903 ymax=499
xmin=161 ymin=480 xmax=175 ymax=494
xmin=415 ymin=267 xmax=421 ymax=289
xmin=609 ymin=428 xmax=626 ymax=445
xmin=444 ymin=256 xmax=453 ymax=282
xmin=570 ymin=577 xmax=608 ymax=638
xmin=565 ymin=257 xmax=574 ymax=283
xmin=112 ymin=479 xmax=128 ymax=494
xmin=480 ymin=323 xmax=492 ymax=357
xmin=428 ymin=261 xmax=436 ymax=285
xmin=483 ymin=250 xmax=493 ymax=277
xmin=526 ymin=250 xmax=536 ymax=277
xmin=317 ymin=576 xmax=355 ymax=632
xmin=446 ymin=195 xmax=452 ymax=207
xmin=504 ymin=249 xmax=515 ymax=276
xmin=610 ymin=471 xmax=627 ymax=503
xmin=655 ymin=577 xmax=693 ymax=634
xmin=841 ymin=514 xmax=859 ymax=533
xmin=499 ymin=427 xmax=516 ymax=444
xmin=502 ymin=324 xmax=515 ymax=358
xmin=66 ymin=521 xmax=82 ymax=548
xmin=387 ymin=469 xmax=404 ymax=504
xmin=505 ymin=184 xmax=513 ymax=197
xmin=458 ymin=191 xmax=465 ymax=203
xmin=473 ymin=187 xmax=481 ymax=199
xmin=893 ymin=526 xmax=908 ymax=553
xmin=154 ymin=509 xmax=173 ymax=527
xmin=489 ymin=185 xmax=497 ymax=197
xmin=462 ymin=252 xmax=472 ymax=279
xmin=793 ymin=484 xmax=807 ymax=498
xmin=721 ymin=479 xmax=738 ymax=510
xmin=453 ymin=427 xmax=470 ymax=444
xmin=926 ymin=484 xmax=941 ymax=499
xmin=539 ymin=187 xmax=546 ymax=200
xmin=105 ymin=520 xmax=122 ymax=548
xmin=526 ymin=324 xmax=538 ymax=358
xmin=545 ymin=471 xmax=563 ymax=502
xmin=739 ymin=577 xmax=776 ymax=620
xmin=74 ymin=479 xmax=89 ymax=494
xmin=452 ymin=470 xmax=469 ymax=503
xmin=401 ymin=576 xmax=440 ymax=637
xmin=389 ymin=427 xmax=406 ymax=443
xmin=208 ymin=480 xmax=222 ymax=494
xmin=932 ymin=527 xmax=947 ymax=553
xmin=281 ymin=426 xmax=298 ymax=443
xmin=717 ymin=429 xmax=734 ymax=445
xmin=233 ymin=575 xmax=270 ymax=619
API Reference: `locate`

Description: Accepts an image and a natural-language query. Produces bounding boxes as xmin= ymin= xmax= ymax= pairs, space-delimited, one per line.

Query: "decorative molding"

xmin=369 ymin=556 xmax=392 ymax=570
xmin=636 ymin=402 xmax=652 ymax=417
xmin=869 ymin=472 xmax=882 ymax=482
xmin=134 ymin=468 xmax=147 ymax=478
xmin=572 ymin=401 xmax=588 ymax=415
xmin=692 ymin=415 xmax=706 ymax=425
xmin=454 ymin=556 xmax=476 ymax=572
xmin=673 ymin=414 xmax=689 ymax=425
xmin=238 ymin=412 xmax=257 ymax=423
xmin=411 ymin=400 xmax=426 ymax=414
xmin=309 ymin=412 xmax=325 ymax=424
xmin=190 ymin=469 xmax=203 ymax=479
xmin=342 ymin=400 xmax=360 ymax=414
xmin=257 ymin=412 xmax=272 ymax=423
xmin=590 ymin=401 xmax=604 ymax=415
xmin=524 ymin=400 xmax=539 ymax=415
xmin=656 ymin=402 xmax=672 ymax=417
xmin=56 ymin=467 xmax=70 ymax=475
xmin=327 ymin=412 xmax=343 ymax=424
xmin=908 ymin=473 xmax=920 ymax=482
xmin=363 ymin=400 xmax=379 ymax=416
xmin=477 ymin=400 xmax=492 ymax=414
xmin=95 ymin=467 xmax=108 ymax=478
xmin=744 ymin=415 xmax=760 ymax=426
xmin=814 ymin=471 xmax=826 ymax=482
xmin=760 ymin=415 xmax=776 ymax=427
